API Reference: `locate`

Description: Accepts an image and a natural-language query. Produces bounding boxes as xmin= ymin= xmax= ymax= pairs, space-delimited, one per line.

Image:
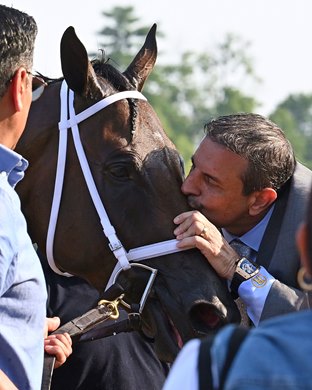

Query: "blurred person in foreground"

xmin=0 ymin=5 xmax=71 ymax=389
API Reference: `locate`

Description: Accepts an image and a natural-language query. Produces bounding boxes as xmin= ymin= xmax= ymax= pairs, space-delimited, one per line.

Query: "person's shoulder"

xmin=212 ymin=323 xmax=239 ymax=348
xmin=226 ymin=311 xmax=312 ymax=386
xmin=294 ymin=161 xmax=312 ymax=182
xmin=174 ymin=338 xmax=201 ymax=364
xmin=256 ymin=309 xmax=312 ymax=334
xmin=287 ymin=161 xmax=312 ymax=207
xmin=163 ymin=338 xmax=201 ymax=390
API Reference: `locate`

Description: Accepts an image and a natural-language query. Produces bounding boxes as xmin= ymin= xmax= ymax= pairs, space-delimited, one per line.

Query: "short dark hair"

xmin=0 ymin=5 xmax=37 ymax=98
xmin=204 ymin=113 xmax=296 ymax=195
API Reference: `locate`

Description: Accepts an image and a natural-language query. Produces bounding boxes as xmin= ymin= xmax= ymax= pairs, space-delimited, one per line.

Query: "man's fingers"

xmin=45 ymin=316 xmax=61 ymax=336
xmin=44 ymin=333 xmax=72 ymax=369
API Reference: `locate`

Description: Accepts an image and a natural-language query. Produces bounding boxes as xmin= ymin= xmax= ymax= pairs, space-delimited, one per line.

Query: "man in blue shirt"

xmin=0 ymin=5 xmax=71 ymax=389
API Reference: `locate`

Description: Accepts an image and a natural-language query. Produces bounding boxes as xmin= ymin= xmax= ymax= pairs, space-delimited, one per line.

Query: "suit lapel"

xmin=256 ymin=181 xmax=290 ymax=269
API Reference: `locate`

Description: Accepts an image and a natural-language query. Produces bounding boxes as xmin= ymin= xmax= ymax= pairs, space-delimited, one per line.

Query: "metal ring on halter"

xmin=112 ymin=263 xmax=158 ymax=313
xmin=200 ymin=226 xmax=208 ymax=238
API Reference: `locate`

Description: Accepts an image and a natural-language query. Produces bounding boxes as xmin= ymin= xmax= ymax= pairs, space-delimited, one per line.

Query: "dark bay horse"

xmin=16 ymin=24 xmax=240 ymax=367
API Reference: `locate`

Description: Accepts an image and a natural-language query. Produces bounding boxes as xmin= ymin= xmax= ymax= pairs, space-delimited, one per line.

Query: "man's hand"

xmin=174 ymin=210 xmax=239 ymax=280
xmin=44 ymin=317 xmax=72 ymax=369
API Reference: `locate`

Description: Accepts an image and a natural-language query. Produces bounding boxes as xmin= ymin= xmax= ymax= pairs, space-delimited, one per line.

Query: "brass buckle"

xmin=98 ymin=294 xmax=125 ymax=319
xmin=112 ymin=263 xmax=158 ymax=313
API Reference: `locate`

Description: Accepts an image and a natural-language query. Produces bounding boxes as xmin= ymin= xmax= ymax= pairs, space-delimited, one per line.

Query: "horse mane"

xmin=35 ymin=58 xmax=138 ymax=137
xmin=35 ymin=58 xmax=134 ymax=92
xmin=90 ymin=58 xmax=139 ymax=137
xmin=91 ymin=58 xmax=135 ymax=91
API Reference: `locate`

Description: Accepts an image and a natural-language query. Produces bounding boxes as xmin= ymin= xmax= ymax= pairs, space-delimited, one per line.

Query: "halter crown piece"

xmin=46 ymin=80 xmax=187 ymax=290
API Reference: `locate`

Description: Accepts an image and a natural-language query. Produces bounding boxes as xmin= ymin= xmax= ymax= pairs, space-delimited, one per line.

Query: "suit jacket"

xmin=259 ymin=162 xmax=312 ymax=320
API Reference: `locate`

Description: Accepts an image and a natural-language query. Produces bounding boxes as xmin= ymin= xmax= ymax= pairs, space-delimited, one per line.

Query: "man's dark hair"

xmin=204 ymin=113 xmax=296 ymax=195
xmin=0 ymin=5 xmax=37 ymax=98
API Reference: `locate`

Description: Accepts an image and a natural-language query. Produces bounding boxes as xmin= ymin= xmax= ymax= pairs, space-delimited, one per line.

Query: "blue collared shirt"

xmin=222 ymin=205 xmax=274 ymax=257
xmin=0 ymin=144 xmax=29 ymax=187
xmin=222 ymin=207 xmax=275 ymax=325
xmin=0 ymin=144 xmax=47 ymax=389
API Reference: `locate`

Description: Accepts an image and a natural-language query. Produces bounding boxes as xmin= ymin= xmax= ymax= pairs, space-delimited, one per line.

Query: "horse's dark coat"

xmin=16 ymin=25 xmax=240 ymax=386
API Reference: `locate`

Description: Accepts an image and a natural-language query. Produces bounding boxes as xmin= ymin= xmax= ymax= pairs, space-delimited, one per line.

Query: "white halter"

xmin=46 ymin=80 xmax=186 ymax=290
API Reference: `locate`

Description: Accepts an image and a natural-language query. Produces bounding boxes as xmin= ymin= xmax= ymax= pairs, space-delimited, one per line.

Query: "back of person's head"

xmin=204 ymin=113 xmax=296 ymax=195
xmin=0 ymin=5 xmax=37 ymax=98
xmin=297 ymin=184 xmax=312 ymax=289
xmin=306 ymin=186 xmax=312 ymax=269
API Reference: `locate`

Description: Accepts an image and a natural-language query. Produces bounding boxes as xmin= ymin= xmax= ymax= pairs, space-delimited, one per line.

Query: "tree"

xmin=214 ymin=87 xmax=259 ymax=117
xmin=272 ymin=93 xmax=312 ymax=136
xmin=270 ymin=94 xmax=312 ymax=169
xmin=91 ymin=6 xmax=261 ymax=170
xmin=91 ymin=6 xmax=150 ymax=67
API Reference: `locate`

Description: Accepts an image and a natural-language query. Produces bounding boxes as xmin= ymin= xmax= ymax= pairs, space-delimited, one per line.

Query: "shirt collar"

xmin=0 ymin=144 xmax=29 ymax=187
xmin=222 ymin=205 xmax=275 ymax=253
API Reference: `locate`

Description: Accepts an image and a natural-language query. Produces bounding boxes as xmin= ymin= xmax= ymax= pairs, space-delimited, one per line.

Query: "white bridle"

xmin=46 ymin=80 xmax=186 ymax=290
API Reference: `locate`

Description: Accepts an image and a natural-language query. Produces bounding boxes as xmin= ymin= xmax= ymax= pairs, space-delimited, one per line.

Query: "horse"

xmin=15 ymin=24 xmax=240 ymax=381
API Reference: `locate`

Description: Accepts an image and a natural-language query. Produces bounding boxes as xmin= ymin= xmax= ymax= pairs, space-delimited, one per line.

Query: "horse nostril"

xmin=189 ymin=302 xmax=225 ymax=333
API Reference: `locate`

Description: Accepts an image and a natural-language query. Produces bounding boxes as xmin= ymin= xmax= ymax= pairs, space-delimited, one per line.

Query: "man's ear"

xmin=249 ymin=188 xmax=277 ymax=216
xmin=296 ymin=222 xmax=312 ymax=275
xmin=10 ymin=67 xmax=28 ymax=112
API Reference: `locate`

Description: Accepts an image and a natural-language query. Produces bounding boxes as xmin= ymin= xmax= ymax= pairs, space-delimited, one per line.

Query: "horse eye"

xmin=108 ymin=165 xmax=130 ymax=180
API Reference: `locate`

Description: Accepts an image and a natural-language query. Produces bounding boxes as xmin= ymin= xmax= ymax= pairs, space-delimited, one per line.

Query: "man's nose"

xmin=181 ymin=170 xmax=198 ymax=195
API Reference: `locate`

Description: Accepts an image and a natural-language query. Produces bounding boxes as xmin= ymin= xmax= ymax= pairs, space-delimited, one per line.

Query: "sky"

xmin=2 ymin=0 xmax=312 ymax=115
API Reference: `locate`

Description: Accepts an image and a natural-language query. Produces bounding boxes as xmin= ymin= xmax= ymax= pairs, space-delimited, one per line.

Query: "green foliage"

xmin=90 ymin=5 xmax=312 ymax=171
xmin=270 ymin=95 xmax=312 ymax=169
xmin=214 ymin=87 xmax=259 ymax=117
xmin=274 ymin=93 xmax=312 ymax=136
xmin=90 ymin=6 xmax=150 ymax=66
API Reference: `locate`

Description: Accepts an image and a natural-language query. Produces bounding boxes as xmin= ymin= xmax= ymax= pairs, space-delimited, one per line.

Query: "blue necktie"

xmin=230 ymin=239 xmax=252 ymax=260
xmin=230 ymin=239 xmax=252 ymax=326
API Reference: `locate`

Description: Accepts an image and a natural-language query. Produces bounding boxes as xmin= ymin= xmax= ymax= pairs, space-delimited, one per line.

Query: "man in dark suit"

xmin=174 ymin=113 xmax=312 ymax=325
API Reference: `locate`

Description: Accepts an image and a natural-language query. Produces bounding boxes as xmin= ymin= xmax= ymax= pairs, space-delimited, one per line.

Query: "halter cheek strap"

xmin=46 ymin=80 xmax=187 ymax=289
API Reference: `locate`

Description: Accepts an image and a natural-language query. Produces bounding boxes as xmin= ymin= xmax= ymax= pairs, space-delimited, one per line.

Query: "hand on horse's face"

xmin=174 ymin=210 xmax=239 ymax=280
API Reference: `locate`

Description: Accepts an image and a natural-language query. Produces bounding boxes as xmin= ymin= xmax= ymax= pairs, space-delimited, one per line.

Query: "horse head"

xmin=16 ymin=25 xmax=240 ymax=362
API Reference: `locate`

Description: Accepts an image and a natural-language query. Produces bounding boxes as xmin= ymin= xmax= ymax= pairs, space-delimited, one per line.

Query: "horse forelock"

xmin=90 ymin=59 xmax=140 ymax=140
xmin=35 ymin=58 xmax=133 ymax=92
xmin=91 ymin=58 xmax=134 ymax=91
xmin=35 ymin=60 xmax=141 ymax=141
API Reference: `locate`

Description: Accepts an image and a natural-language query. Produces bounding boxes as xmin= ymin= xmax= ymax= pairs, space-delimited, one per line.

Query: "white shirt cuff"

xmin=238 ymin=266 xmax=275 ymax=326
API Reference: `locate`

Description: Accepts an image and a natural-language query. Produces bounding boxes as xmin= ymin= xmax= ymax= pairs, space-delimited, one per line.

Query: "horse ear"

xmin=123 ymin=24 xmax=157 ymax=91
xmin=60 ymin=26 xmax=103 ymax=99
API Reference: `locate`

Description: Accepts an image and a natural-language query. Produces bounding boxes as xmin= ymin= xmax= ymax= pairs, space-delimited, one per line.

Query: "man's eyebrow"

xmin=204 ymin=171 xmax=221 ymax=184
xmin=191 ymin=155 xmax=221 ymax=184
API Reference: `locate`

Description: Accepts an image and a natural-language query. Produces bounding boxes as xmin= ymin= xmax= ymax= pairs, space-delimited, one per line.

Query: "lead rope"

xmin=46 ymin=80 xmax=187 ymax=289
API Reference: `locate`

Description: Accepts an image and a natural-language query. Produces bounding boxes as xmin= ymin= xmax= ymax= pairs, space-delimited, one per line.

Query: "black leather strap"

xmin=198 ymin=335 xmax=214 ymax=390
xmin=41 ymin=355 xmax=56 ymax=390
xmin=198 ymin=327 xmax=249 ymax=390
xmin=41 ymin=283 xmax=126 ymax=390
xmin=219 ymin=327 xmax=249 ymax=389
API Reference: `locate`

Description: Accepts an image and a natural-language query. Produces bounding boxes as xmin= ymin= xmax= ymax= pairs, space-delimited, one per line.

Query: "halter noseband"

xmin=46 ymin=80 xmax=187 ymax=290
